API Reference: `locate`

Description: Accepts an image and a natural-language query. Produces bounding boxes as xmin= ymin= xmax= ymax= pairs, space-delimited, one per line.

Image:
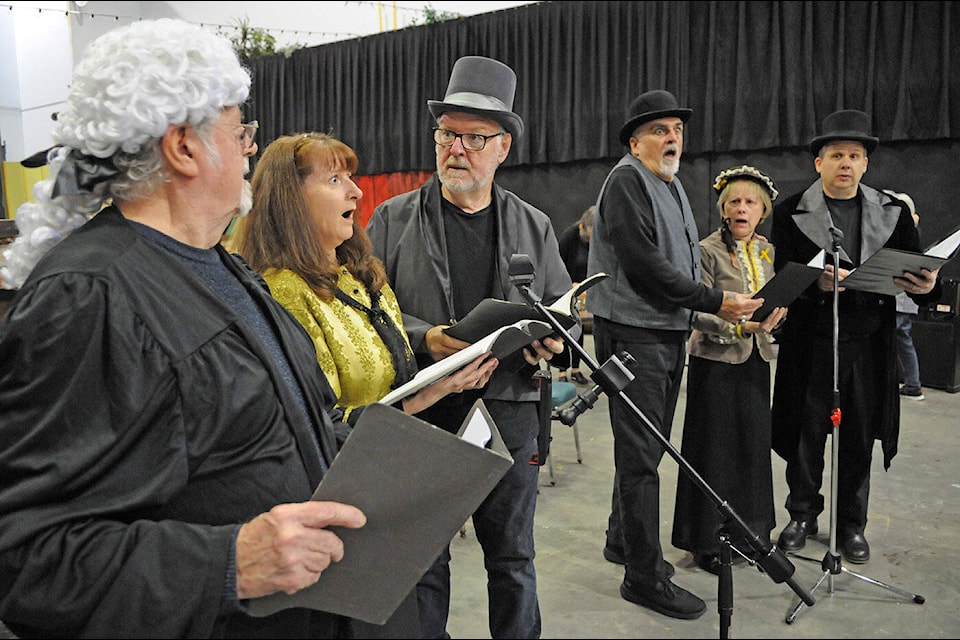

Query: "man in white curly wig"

xmin=0 ymin=19 xmax=370 ymax=639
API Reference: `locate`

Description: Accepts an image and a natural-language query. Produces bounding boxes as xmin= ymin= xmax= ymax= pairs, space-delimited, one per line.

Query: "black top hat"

xmin=428 ymin=56 xmax=524 ymax=140
xmin=618 ymin=89 xmax=692 ymax=146
xmin=809 ymin=109 xmax=879 ymax=154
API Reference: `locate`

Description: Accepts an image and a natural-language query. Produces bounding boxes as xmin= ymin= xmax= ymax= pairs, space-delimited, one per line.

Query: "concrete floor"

xmin=2 ymin=334 xmax=955 ymax=639
xmin=446 ymin=335 xmax=960 ymax=639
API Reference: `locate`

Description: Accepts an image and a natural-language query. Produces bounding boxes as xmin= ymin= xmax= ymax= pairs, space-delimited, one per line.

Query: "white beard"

xmin=236 ymin=180 xmax=253 ymax=217
xmin=659 ymin=156 xmax=680 ymax=179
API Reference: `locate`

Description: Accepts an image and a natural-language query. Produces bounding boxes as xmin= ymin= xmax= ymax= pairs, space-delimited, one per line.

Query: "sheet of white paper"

xmin=459 ymin=409 xmax=492 ymax=447
xmin=925 ymin=227 xmax=960 ymax=259
xmin=808 ymin=249 xmax=826 ymax=269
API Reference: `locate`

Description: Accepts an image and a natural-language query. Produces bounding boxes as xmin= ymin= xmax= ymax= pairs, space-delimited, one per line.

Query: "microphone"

xmin=508 ymin=253 xmax=536 ymax=289
xmin=829 ymin=226 xmax=843 ymax=251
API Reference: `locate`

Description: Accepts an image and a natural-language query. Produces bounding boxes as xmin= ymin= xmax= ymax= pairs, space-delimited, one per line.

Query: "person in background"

xmin=771 ymin=110 xmax=941 ymax=565
xmin=882 ymin=190 xmax=925 ymax=400
xmin=671 ymin=165 xmax=788 ymax=575
xmin=367 ymin=56 xmax=570 ymax=639
xmin=0 ymin=19 xmax=375 ymax=639
xmin=557 ymin=205 xmax=595 ymax=385
xmin=586 ymin=89 xmax=762 ymax=620
xmin=233 ymin=132 xmax=499 ymax=638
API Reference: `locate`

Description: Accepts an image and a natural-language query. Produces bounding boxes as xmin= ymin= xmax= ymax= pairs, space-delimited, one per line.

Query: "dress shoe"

xmin=603 ymin=545 xmax=626 ymax=565
xmin=570 ymin=371 xmax=590 ymax=385
xmin=620 ymin=577 xmax=706 ymax=620
xmin=840 ymin=532 xmax=870 ymax=564
xmin=693 ymin=550 xmax=746 ymax=575
xmin=693 ymin=552 xmax=721 ymax=576
xmin=777 ymin=519 xmax=818 ymax=551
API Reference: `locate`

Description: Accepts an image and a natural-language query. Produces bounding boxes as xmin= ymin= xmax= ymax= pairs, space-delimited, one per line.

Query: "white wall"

xmin=1 ymin=1 xmax=74 ymax=163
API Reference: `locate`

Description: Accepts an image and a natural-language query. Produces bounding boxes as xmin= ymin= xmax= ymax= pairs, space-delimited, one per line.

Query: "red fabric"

xmin=355 ymin=171 xmax=434 ymax=228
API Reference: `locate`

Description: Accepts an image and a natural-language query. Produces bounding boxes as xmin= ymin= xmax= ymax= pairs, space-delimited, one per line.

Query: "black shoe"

xmin=570 ymin=371 xmax=590 ymax=385
xmin=603 ymin=545 xmax=626 ymax=565
xmin=693 ymin=553 xmax=721 ymax=576
xmin=777 ymin=519 xmax=818 ymax=551
xmin=620 ymin=577 xmax=706 ymax=620
xmin=840 ymin=532 xmax=870 ymax=563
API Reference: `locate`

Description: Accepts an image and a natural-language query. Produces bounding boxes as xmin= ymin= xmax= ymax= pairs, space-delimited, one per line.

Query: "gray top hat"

xmin=428 ymin=56 xmax=524 ymax=140
xmin=809 ymin=109 xmax=879 ymax=154
xmin=619 ymin=89 xmax=692 ymax=146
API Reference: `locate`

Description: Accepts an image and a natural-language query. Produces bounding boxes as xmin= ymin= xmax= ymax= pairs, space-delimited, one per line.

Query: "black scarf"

xmin=334 ymin=288 xmax=418 ymax=389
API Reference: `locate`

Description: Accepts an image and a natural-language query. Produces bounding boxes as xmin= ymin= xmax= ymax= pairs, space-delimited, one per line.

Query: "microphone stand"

xmin=784 ymin=229 xmax=924 ymax=624
xmin=508 ymin=255 xmax=815 ymax=639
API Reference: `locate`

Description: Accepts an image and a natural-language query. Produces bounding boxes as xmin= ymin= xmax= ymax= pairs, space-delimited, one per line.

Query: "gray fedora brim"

xmin=428 ymin=94 xmax=524 ymax=140
xmin=619 ymin=108 xmax=692 ymax=146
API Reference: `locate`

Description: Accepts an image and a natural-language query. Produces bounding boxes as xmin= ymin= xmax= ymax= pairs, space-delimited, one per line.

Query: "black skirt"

xmin=671 ymin=348 xmax=777 ymax=555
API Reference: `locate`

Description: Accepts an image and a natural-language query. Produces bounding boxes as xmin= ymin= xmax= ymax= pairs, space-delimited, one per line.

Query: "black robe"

xmin=0 ymin=208 xmax=347 ymax=638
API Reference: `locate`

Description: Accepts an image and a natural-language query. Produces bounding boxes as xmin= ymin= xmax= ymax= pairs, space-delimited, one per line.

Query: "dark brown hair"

xmin=235 ymin=132 xmax=386 ymax=300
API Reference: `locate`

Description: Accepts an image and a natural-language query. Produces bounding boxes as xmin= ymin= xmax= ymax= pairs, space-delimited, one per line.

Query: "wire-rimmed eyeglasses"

xmin=433 ymin=127 xmax=505 ymax=151
xmin=217 ymin=120 xmax=259 ymax=150
xmin=238 ymin=121 xmax=259 ymax=149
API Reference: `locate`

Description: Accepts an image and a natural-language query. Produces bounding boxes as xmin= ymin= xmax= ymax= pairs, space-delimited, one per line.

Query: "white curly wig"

xmin=1 ymin=18 xmax=250 ymax=289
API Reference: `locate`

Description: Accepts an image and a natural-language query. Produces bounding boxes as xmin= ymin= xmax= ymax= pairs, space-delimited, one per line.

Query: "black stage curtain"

xmin=245 ymin=1 xmax=960 ymax=278
xmin=247 ymin=1 xmax=959 ymax=170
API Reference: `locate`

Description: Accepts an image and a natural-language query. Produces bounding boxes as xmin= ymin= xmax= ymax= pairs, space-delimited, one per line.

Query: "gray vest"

xmin=588 ymin=154 xmax=701 ymax=330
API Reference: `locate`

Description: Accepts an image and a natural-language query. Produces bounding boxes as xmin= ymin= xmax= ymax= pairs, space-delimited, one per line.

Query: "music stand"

xmin=784 ymin=228 xmax=924 ymax=624
xmin=507 ymin=255 xmax=815 ymax=639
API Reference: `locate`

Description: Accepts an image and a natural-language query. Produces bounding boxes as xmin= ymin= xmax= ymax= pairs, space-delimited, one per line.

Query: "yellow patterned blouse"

xmin=264 ymin=267 xmax=413 ymax=419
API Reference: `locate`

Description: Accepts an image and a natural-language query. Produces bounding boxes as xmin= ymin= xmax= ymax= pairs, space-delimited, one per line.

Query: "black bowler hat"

xmin=428 ymin=56 xmax=524 ymax=140
xmin=809 ymin=109 xmax=879 ymax=154
xmin=618 ymin=89 xmax=692 ymax=146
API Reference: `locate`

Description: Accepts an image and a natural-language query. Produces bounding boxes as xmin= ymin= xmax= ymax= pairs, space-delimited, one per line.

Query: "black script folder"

xmin=378 ymin=318 xmax=555 ymax=405
xmin=751 ymin=261 xmax=822 ymax=321
xmin=839 ymin=227 xmax=960 ymax=297
xmin=246 ymin=400 xmax=512 ymax=623
xmin=444 ymin=272 xmax=608 ymax=344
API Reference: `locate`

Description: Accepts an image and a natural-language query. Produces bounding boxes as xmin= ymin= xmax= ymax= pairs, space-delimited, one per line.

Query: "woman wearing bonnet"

xmin=671 ymin=165 xmax=788 ymax=575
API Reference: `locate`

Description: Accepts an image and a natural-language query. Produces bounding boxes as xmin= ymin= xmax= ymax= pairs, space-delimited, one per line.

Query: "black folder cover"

xmin=246 ymin=400 xmax=512 ymax=623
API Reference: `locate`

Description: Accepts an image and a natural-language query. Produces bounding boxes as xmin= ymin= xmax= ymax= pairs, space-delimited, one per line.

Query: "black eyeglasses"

xmin=433 ymin=127 xmax=505 ymax=151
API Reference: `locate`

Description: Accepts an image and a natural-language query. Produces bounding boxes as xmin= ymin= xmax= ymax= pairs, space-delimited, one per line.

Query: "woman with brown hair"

xmin=235 ymin=133 xmax=496 ymax=423
xmin=234 ymin=132 xmax=498 ymax=636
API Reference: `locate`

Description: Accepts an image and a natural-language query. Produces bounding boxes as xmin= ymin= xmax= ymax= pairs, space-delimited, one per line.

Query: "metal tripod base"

xmin=785 ymin=550 xmax=925 ymax=623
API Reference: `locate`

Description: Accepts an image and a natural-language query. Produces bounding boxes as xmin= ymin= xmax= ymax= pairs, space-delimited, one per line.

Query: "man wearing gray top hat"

xmin=368 ymin=56 xmax=570 ymax=638
xmin=770 ymin=109 xmax=941 ymax=565
xmin=586 ymin=89 xmax=761 ymax=619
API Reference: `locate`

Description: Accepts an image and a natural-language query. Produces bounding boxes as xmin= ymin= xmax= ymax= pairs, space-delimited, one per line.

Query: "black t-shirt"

xmin=825 ymin=194 xmax=862 ymax=265
xmin=441 ymin=196 xmax=497 ymax=319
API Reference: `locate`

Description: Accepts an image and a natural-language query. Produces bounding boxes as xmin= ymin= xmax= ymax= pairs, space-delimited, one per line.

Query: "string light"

xmin=0 ymin=3 xmax=366 ymax=40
